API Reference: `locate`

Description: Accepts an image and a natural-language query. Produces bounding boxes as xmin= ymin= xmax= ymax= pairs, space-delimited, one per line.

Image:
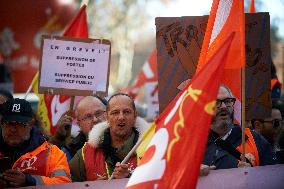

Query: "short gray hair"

xmin=219 ymin=84 xmax=234 ymax=98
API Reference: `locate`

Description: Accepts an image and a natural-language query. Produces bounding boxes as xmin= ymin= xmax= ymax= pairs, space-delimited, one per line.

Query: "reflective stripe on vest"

xmin=51 ymin=169 xmax=70 ymax=178
xmin=236 ymin=128 xmax=260 ymax=166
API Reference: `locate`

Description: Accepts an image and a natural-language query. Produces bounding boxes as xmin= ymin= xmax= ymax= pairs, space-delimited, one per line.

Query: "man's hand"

xmin=56 ymin=113 xmax=72 ymax=138
xmin=3 ymin=169 xmax=26 ymax=187
xmin=112 ymin=162 xmax=130 ymax=179
xmin=199 ymin=164 xmax=216 ymax=176
xmin=237 ymin=161 xmax=251 ymax=168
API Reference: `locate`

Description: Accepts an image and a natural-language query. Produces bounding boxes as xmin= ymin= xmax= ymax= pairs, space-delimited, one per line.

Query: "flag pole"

xmin=24 ymin=82 xmax=33 ymax=100
xmin=24 ymin=72 xmax=39 ymax=100
xmin=241 ymin=67 xmax=246 ymax=162
xmin=68 ymin=96 xmax=75 ymax=116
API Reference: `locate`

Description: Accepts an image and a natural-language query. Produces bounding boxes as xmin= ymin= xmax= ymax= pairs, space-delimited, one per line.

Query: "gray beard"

xmin=211 ymin=116 xmax=233 ymax=137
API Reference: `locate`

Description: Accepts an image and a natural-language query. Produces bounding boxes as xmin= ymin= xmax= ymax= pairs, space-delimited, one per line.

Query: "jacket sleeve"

xmin=31 ymin=145 xmax=71 ymax=185
xmin=69 ymin=148 xmax=86 ymax=182
xmin=251 ymin=130 xmax=277 ymax=165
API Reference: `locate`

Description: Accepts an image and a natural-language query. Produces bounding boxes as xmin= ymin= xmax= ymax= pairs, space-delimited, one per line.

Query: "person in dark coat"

xmin=203 ymin=85 xmax=276 ymax=169
xmin=50 ymin=95 xmax=107 ymax=160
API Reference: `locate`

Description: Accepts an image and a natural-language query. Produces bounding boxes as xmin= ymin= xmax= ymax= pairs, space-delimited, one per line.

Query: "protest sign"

xmin=38 ymin=35 xmax=111 ymax=96
xmin=156 ymin=13 xmax=271 ymax=120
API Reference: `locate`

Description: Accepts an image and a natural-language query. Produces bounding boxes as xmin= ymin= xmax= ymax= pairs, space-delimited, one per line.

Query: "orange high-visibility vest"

xmin=12 ymin=141 xmax=71 ymax=185
xmin=236 ymin=128 xmax=260 ymax=166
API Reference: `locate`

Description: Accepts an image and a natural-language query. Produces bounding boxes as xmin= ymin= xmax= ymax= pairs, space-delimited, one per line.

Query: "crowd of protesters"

xmin=0 ymin=82 xmax=284 ymax=187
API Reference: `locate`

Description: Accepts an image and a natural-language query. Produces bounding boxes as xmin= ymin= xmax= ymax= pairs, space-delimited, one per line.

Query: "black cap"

xmin=1 ymin=98 xmax=33 ymax=123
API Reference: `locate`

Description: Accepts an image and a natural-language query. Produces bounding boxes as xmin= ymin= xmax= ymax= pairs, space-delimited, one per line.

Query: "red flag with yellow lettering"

xmin=126 ymin=33 xmax=234 ymax=189
xmin=196 ymin=0 xmax=245 ymax=124
xmin=32 ymin=5 xmax=88 ymax=134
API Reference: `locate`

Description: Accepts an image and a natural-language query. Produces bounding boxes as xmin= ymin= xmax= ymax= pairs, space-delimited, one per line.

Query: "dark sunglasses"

xmin=263 ymin=119 xmax=282 ymax=129
xmin=216 ymin=98 xmax=236 ymax=108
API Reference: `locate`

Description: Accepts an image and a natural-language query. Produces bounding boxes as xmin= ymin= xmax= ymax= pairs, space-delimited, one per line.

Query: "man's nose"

xmin=92 ymin=115 xmax=99 ymax=123
xmin=219 ymin=101 xmax=227 ymax=108
xmin=10 ymin=125 xmax=17 ymax=131
xmin=118 ymin=112 xmax=125 ymax=119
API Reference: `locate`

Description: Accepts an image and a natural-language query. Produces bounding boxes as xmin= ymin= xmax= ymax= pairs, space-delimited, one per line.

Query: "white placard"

xmin=39 ymin=36 xmax=110 ymax=95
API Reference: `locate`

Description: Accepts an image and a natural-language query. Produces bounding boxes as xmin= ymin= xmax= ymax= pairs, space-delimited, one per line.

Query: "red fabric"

xmin=126 ymin=34 xmax=234 ymax=189
xmin=13 ymin=143 xmax=48 ymax=176
xmin=249 ymin=0 xmax=256 ymax=13
xmin=42 ymin=5 xmax=88 ymax=135
xmin=197 ymin=0 xmax=245 ymax=70
xmin=196 ymin=0 xmax=245 ymax=124
xmin=83 ymin=144 xmax=108 ymax=180
xmin=12 ymin=142 xmax=71 ymax=184
xmin=83 ymin=143 xmax=137 ymax=180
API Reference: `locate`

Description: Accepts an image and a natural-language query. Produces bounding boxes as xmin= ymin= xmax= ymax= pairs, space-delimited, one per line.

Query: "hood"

xmin=88 ymin=117 xmax=149 ymax=148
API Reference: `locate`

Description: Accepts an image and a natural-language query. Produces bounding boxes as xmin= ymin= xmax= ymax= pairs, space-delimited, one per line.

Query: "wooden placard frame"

xmin=38 ymin=35 xmax=111 ymax=97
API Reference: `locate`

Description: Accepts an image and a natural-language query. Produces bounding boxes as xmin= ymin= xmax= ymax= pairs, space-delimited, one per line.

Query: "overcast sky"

xmin=147 ymin=0 xmax=284 ymax=39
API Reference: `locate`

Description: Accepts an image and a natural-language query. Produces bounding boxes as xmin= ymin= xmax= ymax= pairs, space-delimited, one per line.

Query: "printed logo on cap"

xmin=12 ymin=104 xmax=21 ymax=112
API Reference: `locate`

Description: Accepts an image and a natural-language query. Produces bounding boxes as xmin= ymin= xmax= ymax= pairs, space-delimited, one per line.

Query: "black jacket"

xmin=66 ymin=132 xmax=87 ymax=158
xmin=202 ymin=125 xmax=276 ymax=169
xmin=0 ymin=126 xmax=46 ymax=165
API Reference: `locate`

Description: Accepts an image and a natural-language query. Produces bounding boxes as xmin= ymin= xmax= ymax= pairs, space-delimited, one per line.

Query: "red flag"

xmin=197 ymin=0 xmax=245 ymax=70
xmin=126 ymin=33 xmax=234 ymax=189
xmin=196 ymin=0 xmax=245 ymax=124
xmin=122 ymin=49 xmax=159 ymax=120
xmin=63 ymin=4 xmax=88 ymax=37
xmin=33 ymin=5 xmax=88 ymax=134
xmin=125 ymin=49 xmax=157 ymax=99
xmin=249 ymin=0 xmax=256 ymax=13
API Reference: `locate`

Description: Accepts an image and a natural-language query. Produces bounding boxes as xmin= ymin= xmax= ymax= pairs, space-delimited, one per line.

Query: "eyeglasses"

xmin=78 ymin=110 xmax=106 ymax=122
xmin=263 ymin=119 xmax=282 ymax=129
xmin=1 ymin=121 xmax=30 ymax=127
xmin=216 ymin=98 xmax=236 ymax=108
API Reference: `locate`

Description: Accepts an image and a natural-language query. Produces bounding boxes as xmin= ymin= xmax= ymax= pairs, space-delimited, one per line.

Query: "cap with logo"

xmin=1 ymin=98 xmax=33 ymax=123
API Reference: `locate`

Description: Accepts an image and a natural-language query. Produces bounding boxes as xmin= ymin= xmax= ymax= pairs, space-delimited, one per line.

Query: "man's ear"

xmin=254 ymin=120 xmax=263 ymax=133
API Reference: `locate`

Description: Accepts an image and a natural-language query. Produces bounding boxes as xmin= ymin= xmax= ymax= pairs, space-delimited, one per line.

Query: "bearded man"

xmin=202 ymin=85 xmax=276 ymax=169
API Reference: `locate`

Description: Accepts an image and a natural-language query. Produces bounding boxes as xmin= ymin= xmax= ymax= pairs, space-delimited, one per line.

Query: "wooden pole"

xmin=24 ymin=72 xmax=39 ymax=100
xmin=108 ymin=122 xmax=155 ymax=180
xmin=68 ymin=96 xmax=75 ymax=116
xmin=241 ymin=67 xmax=246 ymax=162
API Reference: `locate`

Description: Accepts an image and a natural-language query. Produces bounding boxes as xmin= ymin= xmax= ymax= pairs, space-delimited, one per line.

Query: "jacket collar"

xmin=0 ymin=126 xmax=46 ymax=162
xmin=208 ymin=124 xmax=248 ymax=147
xmin=88 ymin=117 xmax=149 ymax=148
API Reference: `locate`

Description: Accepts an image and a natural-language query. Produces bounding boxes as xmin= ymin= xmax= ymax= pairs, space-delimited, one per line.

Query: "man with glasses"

xmin=69 ymin=93 xmax=149 ymax=181
xmin=0 ymin=98 xmax=71 ymax=187
xmin=251 ymin=108 xmax=282 ymax=151
xmin=202 ymin=85 xmax=276 ymax=169
xmin=50 ymin=96 xmax=107 ymax=160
